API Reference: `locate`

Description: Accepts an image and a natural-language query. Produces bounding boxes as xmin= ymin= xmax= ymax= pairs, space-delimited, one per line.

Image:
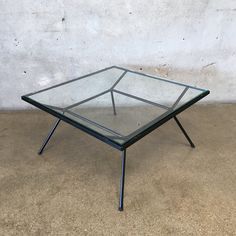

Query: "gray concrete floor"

xmin=0 ymin=105 xmax=235 ymax=235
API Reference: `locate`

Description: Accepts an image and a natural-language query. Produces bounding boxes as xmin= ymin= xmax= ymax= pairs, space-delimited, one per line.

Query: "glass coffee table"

xmin=22 ymin=66 xmax=210 ymax=211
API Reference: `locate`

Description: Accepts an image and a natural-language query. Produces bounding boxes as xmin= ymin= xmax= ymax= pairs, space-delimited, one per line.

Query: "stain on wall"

xmin=0 ymin=0 xmax=235 ymax=109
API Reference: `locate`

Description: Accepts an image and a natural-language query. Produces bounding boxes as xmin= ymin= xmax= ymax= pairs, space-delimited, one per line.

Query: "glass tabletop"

xmin=22 ymin=66 xmax=209 ymax=147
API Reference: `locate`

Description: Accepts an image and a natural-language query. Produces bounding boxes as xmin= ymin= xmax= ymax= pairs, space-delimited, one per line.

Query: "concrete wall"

xmin=0 ymin=0 xmax=235 ymax=109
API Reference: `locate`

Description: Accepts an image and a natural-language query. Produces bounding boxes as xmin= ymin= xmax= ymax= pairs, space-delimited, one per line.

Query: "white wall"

xmin=0 ymin=0 xmax=236 ymax=109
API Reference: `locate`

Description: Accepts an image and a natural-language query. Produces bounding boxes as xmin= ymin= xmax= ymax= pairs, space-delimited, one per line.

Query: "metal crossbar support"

xmin=113 ymin=89 xmax=170 ymax=110
xmin=110 ymin=71 xmax=127 ymax=90
xmin=38 ymin=119 xmax=61 ymax=155
xmin=174 ymin=116 xmax=195 ymax=148
xmin=119 ymin=149 xmax=126 ymax=211
xmin=66 ymin=110 xmax=123 ymax=137
xmin=171 ymin=87 xmax=189 ymax=109
xmin=64 ymin=89 xmax=111 ymax=110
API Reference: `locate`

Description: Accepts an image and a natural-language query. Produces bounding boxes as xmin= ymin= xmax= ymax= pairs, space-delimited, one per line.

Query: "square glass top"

xmin=22 ymin=66 xmax=209 ymax=148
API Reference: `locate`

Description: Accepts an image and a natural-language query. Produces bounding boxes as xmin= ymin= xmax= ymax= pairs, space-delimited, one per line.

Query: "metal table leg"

xmin=119 ymin=149 xmax=126 ymax=211
xmin=174 ymin=116 xmax=195 ymax=148
xmin=38 ymin=119 xmax=61 ymax=155
xmin=111 ymin=91 xmax=117 ymax=115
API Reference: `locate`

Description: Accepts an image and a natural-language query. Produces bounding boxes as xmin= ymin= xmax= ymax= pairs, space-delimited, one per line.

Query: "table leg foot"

xmin=118 ymin=207 xmax=123 ymax=211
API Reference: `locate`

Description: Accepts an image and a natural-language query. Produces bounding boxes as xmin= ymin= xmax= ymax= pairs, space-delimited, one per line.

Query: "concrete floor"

xmin=0 ymin=105 xmax=235 ymax=235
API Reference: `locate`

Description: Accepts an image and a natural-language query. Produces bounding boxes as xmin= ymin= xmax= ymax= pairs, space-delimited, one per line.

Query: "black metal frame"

xmin=21 ymin=65 xmax=210 ymax=211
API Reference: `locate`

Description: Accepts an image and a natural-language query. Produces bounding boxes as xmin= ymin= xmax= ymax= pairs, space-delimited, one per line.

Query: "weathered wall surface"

xmin=0 ymin=0 xmax=235 ymax=109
